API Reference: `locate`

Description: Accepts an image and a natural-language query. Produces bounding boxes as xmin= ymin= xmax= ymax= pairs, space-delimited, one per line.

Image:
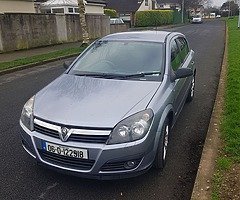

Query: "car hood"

xmin=34 ymin=74 xmax=160 ymax=128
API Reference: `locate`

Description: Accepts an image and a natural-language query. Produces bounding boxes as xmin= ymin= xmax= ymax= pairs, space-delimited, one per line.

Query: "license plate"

xmin=42 ymin=141 xmax=88 ymax=159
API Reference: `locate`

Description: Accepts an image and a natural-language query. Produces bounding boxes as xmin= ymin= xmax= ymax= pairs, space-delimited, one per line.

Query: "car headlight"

xmin=107 ymin=109 xmax=154 ymax=145
xmin=20 ymin=96 xmax=35 ymax=131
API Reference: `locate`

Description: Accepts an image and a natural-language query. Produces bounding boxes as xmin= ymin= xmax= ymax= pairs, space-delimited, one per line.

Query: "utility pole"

xmin=238 ymin=0 xmax=240 ymax=28
xmin=238 ymin=10 xmax=240 ymax=28
xmin=228 ymin=0 xmax=231 ymax=18
xmin=182 ymin=0 xmax=185 ymax=23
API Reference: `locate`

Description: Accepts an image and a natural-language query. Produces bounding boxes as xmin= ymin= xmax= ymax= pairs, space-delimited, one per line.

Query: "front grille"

xmin=39 ymin=149 xmax=95 ymax=170
xmin=68 ymin=134 xmax=109 ymax=143
xmin=101 ymin=159 xmax=142 ymax=172
xmin=34 ymin=123 xmax=110 ymax=144
xmin=34 ymin=124 xmax=59 ymax=139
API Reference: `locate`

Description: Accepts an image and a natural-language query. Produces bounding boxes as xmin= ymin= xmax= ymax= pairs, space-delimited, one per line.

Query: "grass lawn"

xmin=0 ymin=47 xmax=85 ymax=71
xmin=212 ymin=17 xmax=240 ymax=199
xmin=223 ymin=18 xmax=240 ymax=162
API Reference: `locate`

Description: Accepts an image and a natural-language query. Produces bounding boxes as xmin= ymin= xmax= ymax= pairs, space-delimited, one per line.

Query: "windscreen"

xmin=69 ymin=41 xmax=164 ymax=76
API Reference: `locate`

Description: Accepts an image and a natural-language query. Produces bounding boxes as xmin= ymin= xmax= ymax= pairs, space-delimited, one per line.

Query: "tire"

xmin=186 ymin=75 xmax=195 ymax=103
xmin=154 ymin=118 xmax=170 ymax=169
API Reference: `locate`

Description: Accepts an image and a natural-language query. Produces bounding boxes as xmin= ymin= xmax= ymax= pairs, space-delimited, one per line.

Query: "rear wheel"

xmin=154 ymin=118 xmax=170 ymax=169
xmin=186 ymin=75 xmax=195 ymax=103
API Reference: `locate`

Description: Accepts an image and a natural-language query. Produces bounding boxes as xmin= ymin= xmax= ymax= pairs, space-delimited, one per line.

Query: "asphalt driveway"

xmin=0 ymin=20 xmax=225 ymax=200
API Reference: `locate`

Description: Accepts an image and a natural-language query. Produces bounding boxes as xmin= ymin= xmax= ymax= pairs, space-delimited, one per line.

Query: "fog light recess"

xmin=101 ymin=158 xmax=142 ymax=171
xmin=124 ymin=161 xmax=138 ymax=169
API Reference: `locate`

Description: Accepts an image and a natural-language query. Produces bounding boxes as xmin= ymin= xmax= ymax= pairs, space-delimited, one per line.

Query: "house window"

xmin=170 ymin=5 xmax=177 ymax=10
xmin=74 ymin=8 xmax=79 ymax=13
xmin=51 ymin=8 xmax=64 ymax=14
xmin=44 ymin=9 xmax=51 ymax=14
xmin=145 ymin=0 xmax=148 ymax=6
xmin=68 ymin=8 xmax=74 ymax=13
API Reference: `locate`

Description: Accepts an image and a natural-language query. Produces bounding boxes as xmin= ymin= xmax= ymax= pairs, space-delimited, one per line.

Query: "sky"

xmin=212 ymin=0 xmax=227 ymax=7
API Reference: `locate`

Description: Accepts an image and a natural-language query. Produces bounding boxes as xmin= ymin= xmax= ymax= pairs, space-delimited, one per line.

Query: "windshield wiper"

xmin=73 ymin=71 xmax=161 ymax=79
xmin=123 ymin=71 xmax=161 ymax=78
xmin=74 ymin=72 xmax=105 ymax=77
xmin=73 ymin=72 xmax=121 ymax=78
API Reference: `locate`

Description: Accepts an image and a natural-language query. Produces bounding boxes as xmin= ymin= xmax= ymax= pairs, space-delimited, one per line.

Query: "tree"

xmin=204 ymin=0 xmax=213 ymax=8
xmin=177 ymin=0 xmax=210 ymax=22
xmin=104 ymin=9 xmax=117 ymax=18
xmin=204 ymin=6 xmax=221 ymax=15
xmin=220 ymin=1 xmax=239 ymax=16
xmin=78 ymin=0 xmax=90 ymax=46
xmin=184 ymin=0 xmax=211 ymax=10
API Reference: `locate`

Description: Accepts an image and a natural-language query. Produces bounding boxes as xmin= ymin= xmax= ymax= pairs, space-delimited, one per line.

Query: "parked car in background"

xmin=216 ymin=15 xmax=221 ymax=18
xmin=210 ymin=13 xmax=216 ymax=18
xmin=20 ymin=31 xmax=196 ymax=179
xmin=110 ymin=18 xmax=124 ymax=24
xmin=192 ymin=15 xmax=203 ymax=24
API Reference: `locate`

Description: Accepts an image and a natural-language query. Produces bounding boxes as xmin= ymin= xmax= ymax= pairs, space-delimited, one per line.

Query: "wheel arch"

xmin=153 ymin=104 xmax=174 ymax=153
xmin=194 ymin=68 xmax=197 ymax=76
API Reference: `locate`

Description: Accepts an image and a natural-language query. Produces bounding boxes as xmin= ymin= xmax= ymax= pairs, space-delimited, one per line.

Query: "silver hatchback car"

xmin=20 ymin=31 xmax=196 ymax=179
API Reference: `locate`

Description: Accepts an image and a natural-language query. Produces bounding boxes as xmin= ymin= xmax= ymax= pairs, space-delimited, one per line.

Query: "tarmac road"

xmin=0 ymin=20 xmax=225 ymax=200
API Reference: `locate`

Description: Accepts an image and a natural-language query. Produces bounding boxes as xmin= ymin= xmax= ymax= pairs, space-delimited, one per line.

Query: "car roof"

xmin=101 ymin=31 xmax=179 ymax=43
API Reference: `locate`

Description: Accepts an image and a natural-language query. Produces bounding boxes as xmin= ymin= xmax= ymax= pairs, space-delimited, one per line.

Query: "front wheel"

xmin=186 ymin=75 xmax=195 ymax=103
xmin=154 ymin=118 xmax=170 ymax=169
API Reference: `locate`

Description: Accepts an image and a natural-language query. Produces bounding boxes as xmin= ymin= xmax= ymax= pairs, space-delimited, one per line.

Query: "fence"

xmin=173 ymin=10 xmax=189 ymax=24
xmin=110 ymin=24 xmax=130 ymax=33
xmin=0 ymin=13 xmax=128 ymax=52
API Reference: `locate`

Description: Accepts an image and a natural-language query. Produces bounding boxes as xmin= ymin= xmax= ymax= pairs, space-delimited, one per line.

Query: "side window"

xmin=176 ymin=37 xmax=190 ymax=62
xmin=171 ymin=40 xmax=182 ymax=71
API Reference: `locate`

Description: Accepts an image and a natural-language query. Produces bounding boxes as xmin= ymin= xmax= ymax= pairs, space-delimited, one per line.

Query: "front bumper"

xmin=20 ymin=121 xmax=156 ymax=179
xmin=192 ymin=19 xmax=202 ymax=23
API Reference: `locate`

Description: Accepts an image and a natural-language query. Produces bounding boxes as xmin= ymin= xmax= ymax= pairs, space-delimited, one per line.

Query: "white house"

xmin=41 ymin=0 xmax=106 ymax=15
xmin=155 ymin=0 xmax=181 ymax=11
xmin=106 ymin=0 xmax=156 ymax=25
xmin=138 ymin=0 xmax=156 ymax=11
xmin=189 ymin=5 xmax=204 ymax=17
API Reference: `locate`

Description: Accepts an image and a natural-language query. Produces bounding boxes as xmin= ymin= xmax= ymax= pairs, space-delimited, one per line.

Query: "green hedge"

xmin=104 ymin=9 xmax=117 ymax=18
xmin=135 ymin=10 xmax=174 ymax=27
xmin=173 ymin=10 xmax=182 ymax=24
xmin=174 ymin=10 xmax=189 ymax=24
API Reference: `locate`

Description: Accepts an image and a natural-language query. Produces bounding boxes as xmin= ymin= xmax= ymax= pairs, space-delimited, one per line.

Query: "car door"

xmin=175 ymin=37 xmax=194 ymax=100
xmin=170 ymin=37 xmax=192 ymax=117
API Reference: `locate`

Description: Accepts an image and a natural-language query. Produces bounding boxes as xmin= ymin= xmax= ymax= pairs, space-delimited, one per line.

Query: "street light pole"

xmin=182 ymin=0 xmax=185 ymax=23
xmin=238 ymin=0 xmax=240 ymax=28
xmin=228 ymin=0 xmax=231 ymax=18
xmin=238 ymin=9 xmax=240 ymax=28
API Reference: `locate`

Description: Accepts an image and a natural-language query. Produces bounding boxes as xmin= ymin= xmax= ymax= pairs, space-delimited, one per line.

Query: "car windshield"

xmin=68 ymin=41 xmax=164 ymax=79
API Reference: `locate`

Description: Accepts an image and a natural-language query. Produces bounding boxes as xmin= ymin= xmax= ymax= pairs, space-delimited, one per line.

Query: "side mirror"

xmin=63 ymin=61 xmax=72 ymax=69
xmin=173 ymin=68 xmax=193 ymax=81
